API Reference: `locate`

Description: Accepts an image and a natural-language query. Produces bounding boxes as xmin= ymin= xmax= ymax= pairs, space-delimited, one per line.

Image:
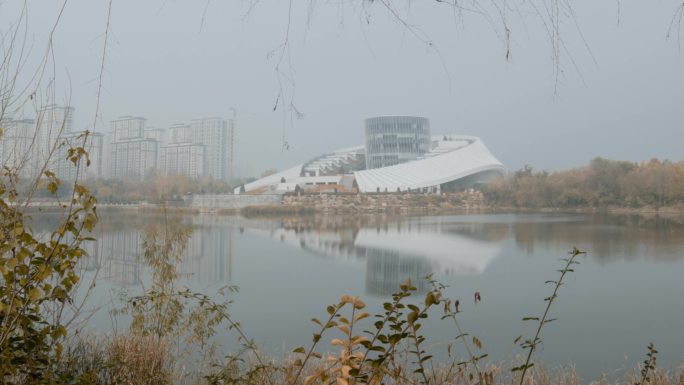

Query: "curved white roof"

xmin=234 ymin=164 xmax=303 ymax=194
xmin=354 ymin=136 xmax=504 ymax=192
xmin=235 ymin=135 xmax=504 ymax=194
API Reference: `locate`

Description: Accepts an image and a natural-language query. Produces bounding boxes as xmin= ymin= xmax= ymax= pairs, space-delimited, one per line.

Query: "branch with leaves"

xmin=512 ymin=246 xmax=586 ymax=385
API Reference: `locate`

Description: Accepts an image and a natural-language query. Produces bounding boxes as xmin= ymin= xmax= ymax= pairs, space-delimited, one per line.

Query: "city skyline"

xmin=0 ymin=106 xmax=236 ymax=182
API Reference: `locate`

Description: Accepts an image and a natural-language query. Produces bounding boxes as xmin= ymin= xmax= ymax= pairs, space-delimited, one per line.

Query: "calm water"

xmin=37 ymin=212 xmax=684 ymax=381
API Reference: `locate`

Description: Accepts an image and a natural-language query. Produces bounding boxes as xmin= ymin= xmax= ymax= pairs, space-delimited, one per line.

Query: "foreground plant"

xmin=283 ymin=278 xmax=495 ymax=385
xmin=0 ymin=139 xmax=97 ymax=382
xmin=59 ymin=334 xmax=171 ymax=385
xmin=512 ymin=246 xmax=586 ymax=385
xmin=118 ymin=215 xmax=274 ymax=385
xmin=635 ymin=343 xmax=658 ymax=385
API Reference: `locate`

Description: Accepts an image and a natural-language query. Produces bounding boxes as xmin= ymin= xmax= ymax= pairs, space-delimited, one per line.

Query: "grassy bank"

xmin=59 ymin=334 xmax=684 ymax=385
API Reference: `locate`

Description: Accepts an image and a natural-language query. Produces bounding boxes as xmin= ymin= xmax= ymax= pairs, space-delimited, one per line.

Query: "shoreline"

xmin=24 ymin=200 xmax=684 ymax=220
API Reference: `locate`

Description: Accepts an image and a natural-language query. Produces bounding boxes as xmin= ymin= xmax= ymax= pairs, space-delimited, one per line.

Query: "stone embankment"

xmin=191 ymin=194 xmax=283 ymax=212
xmin=276 ymin=189 xmax=487 ymax=214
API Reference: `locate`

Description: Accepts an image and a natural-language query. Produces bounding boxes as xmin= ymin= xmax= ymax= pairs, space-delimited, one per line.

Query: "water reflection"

xmin=74 ymin=215 xmax=237 ymax=286
xmin=505 ymin=214 xmax=684 ymax=262
xmin=25 ymin=212 xmax=684 ymax=381
xmin=29 ymin=213 xmax=684 ymax=291
xmin=250 ymin=221 xmax=504 ymax=295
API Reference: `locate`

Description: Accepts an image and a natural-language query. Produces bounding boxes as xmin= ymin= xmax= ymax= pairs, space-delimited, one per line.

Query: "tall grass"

xmin=59 ymin=334 xmax=171 ymax=385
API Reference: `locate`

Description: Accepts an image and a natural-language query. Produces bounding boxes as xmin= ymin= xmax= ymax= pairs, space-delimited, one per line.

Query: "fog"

xmin=2 ymin=0 xmax=683 ymax=177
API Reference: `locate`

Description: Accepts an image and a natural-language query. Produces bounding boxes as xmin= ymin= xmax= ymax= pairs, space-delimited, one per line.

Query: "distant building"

xmin=237 ymin=133 xmax=504 ymax=195
xmin=112 ymin=116 xmax=145 ymax=142
xmin=364 ymin=116 xmax=431 ymax=169
xmin=0 ymin=118 xmax=37 ymax=177
xmin=109 ymin=139 xmax=158 ymax=180
xmin=159 ymin=142 xmax=205 ymax=179
xmin=53 ymin=131 xmax=104 ymax=180
xmin=189 ymin=117 xmax=232 ymax=181
xmin=1 ymin=106 xmax=83 ymax=179
xmin=35 ymin=105 xmax=76 ymax=176
xmin=169 ymin=123 xmax=191 ymax=144
xmin=145 ymin=127 xmax=166 ymax=144
xmin=105 ymin=116 xmax=158 ymax=180
xmin=72 ymin=114 xmax=237 ymax=181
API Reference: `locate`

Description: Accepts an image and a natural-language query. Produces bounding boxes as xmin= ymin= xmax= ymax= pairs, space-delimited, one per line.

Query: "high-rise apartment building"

xmin=54 ymin=131 xmax=104 ymax=180
xmin=189 ymin=117 xmax=232 ymax=180
xmin=0 ymin=118 xmax=37 ymax=177
xmin=145 ymin=127 xmax=166 ymax=144
xmin=112 ymin=116 xmax=145 ymax=141
xmin=159 ymin=142 xmax=205 ymax=179
xmin=169 ymin=123 xmax=191 ymax=144
xmin=105 ymin=116 xmax=158 ymax=180
xmin=102 ymin=117 xmax=225 ymax=181
xmin=109 ymin=140 xmax=158 ymax=180
xmin=1 ymin=106 xmax=83 ymax=180
xmin=190 ymin=117 xmax=232 ymax=179
xmin=33 ymin=105 xmax=76 ymax=176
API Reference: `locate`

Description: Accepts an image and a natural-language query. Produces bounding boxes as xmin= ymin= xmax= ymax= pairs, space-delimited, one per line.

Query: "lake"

xmin=37 ymin=212 xmax=684 ymax=381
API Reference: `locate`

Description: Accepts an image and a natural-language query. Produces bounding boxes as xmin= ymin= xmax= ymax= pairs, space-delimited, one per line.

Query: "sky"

xmin=2 ymin=0 xmax=683 ymax=177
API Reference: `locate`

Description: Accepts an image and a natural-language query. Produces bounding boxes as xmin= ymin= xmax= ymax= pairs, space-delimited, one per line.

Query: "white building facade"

xmin=0 ymin=106 xmax=91 ymax=180
xmin=0 ymin=118 xmax=37 ymax=177
xmin=105 ymin=116 xmax=159 ymax=180
xmin=189 ymin=117 xmax=232 ymax=181
xmin=36 ymin=105 xmax=75 ymax=176
xmin=159 ymin=142 xmax=205 ymax=179
xmin=236 ymin=135 xmax=505 ymax=194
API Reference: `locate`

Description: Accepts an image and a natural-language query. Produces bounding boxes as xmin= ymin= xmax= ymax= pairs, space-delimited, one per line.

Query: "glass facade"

xmin=364 ymin=116 xmax=431 ymax=169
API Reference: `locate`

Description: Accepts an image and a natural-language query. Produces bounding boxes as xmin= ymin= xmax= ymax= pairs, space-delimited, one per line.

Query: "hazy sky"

xmin=3 ymin=1 xmax=683 ymax=177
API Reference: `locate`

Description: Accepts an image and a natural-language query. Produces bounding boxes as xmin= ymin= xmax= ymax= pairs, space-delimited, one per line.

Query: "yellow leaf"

xmin=37 ymin=267 xmax=51 ymax=281
xmin=340 ymin=295 xmax=356 ymax=304
xmin=354 ymin=312 xmax=370 ymax=322
xmin=408 ymin=311 xmax=418 ymax=325
xmin=28 ymin=288 xmax=41 ymax=302
xmin=352 ymin=335 xmax=369 ymax=345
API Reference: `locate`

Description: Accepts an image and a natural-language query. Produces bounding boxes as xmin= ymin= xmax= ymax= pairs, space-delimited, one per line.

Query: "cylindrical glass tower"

xmin=364 ymin=116 xmax=431 ymax=170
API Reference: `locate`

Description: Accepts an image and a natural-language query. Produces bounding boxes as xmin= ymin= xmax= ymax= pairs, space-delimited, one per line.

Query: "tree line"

xmin=482 ymin=158 xmax=684 ymax=209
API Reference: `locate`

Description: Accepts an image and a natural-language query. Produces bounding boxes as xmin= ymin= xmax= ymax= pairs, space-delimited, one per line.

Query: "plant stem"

xmin=518 ymin=247 xmax=584 ymax=385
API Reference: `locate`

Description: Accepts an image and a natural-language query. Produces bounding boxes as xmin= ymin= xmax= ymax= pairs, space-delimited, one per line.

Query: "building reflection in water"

xmin=254 ymin=223 xmax=502 ymax=296
xmin=364 ymin=249 xmax=432 ymax=296
xmin=182 ymin=225 xmax=233 ymax=283
xmin=66 ymin=212 xmax=684 ymax=295
xmin=80 ymin=218 xmax=236 ymax=287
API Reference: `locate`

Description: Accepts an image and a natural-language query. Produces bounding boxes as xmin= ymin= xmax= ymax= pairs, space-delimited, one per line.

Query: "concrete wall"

xmin=190 ymin=194 xmax=283 ymax=210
